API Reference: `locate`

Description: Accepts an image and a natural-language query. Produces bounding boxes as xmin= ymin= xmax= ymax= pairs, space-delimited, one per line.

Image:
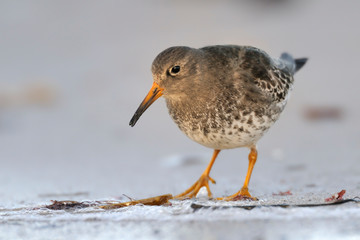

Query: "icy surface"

xmin=1 ymin=198 xmax=359 ymax=240
xmin=1 ymin=0 xmax=360 ymax=239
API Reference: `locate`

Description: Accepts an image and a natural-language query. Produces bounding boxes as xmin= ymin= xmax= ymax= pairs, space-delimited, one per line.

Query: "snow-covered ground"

xmin=0 ymin=0 xmax=359 ymax=239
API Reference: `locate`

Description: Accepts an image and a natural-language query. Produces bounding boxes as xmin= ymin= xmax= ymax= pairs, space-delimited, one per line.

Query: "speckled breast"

xmin=166 ymin=99 xmax=285 ymax=150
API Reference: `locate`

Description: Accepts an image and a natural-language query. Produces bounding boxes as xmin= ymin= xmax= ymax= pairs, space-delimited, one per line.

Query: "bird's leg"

xmin=218 ymin=147 xmax=258 ymax=201
xmin=175 ymin=149 xmax=220 ymax=199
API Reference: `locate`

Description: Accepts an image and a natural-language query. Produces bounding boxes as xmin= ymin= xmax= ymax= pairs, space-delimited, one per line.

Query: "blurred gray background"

xmin=1 ymin=0 xmax=359 ymax=205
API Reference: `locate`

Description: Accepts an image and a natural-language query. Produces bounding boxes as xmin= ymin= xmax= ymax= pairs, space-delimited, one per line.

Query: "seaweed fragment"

xmin=100 ymin=194 xmax=173 ymax=209
xmin=45 ymin=200 xmax=92 ymax=210
xmin=325 ymin=189 xmax=346 ymax=202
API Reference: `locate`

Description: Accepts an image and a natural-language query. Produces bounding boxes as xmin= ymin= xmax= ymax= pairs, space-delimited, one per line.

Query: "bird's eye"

xmin=169 ymin=66 xmax=181 ymax=76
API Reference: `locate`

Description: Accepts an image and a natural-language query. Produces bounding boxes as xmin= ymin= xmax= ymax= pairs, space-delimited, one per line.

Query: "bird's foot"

xmin=217 ymin=187 xmax=258 ymax=201
xmin=175 ymin=174 xmax=216 ymax=199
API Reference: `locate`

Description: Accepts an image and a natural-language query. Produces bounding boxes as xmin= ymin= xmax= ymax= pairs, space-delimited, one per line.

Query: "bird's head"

xmin=129 ymin=46 xmax=202 ymax=127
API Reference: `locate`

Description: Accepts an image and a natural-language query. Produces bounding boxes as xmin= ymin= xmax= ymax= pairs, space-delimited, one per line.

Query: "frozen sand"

xmin=1 ymin=0 xmax=360 ymax=239
xmin=1 ymin=196 xmax=359 ymax=240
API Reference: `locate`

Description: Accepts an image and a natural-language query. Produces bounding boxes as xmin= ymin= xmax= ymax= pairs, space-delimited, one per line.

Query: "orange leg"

xmin=218 ymin=147 xmax=258 ymax=201
xmin=175 ymin=149 xmax=220 ymax=199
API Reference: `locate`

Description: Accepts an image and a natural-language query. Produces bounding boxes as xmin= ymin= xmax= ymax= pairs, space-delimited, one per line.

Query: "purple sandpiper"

xmin=129 ymin=45 xmax=307 ymax=200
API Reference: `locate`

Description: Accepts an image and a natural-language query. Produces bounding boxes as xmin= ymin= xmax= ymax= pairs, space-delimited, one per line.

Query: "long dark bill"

xmin=129 ymin=82 xmax=164 ymax=127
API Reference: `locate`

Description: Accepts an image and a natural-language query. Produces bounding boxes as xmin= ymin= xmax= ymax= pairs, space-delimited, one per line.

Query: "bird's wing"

xmin=240 ymin=47 xmax=294 ymax=103
xmin=253 ymin=65 xmax=294 ymax=102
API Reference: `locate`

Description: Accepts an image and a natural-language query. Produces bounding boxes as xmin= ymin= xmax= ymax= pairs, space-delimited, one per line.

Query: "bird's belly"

xmin=175 ymin=112 xmax=277 ymax=150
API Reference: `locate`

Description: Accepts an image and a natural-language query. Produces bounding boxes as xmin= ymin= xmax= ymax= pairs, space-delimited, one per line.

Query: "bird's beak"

xmin=129 ymin=81 xmax=164 ymax=127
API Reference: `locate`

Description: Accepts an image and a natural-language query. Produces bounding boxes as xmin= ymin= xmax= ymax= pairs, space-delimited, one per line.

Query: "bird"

xmin=129 ymin=45 xmax=307 ymax=200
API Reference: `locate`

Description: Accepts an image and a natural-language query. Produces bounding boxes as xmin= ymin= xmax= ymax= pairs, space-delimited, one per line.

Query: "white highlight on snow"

xmin=196 ymin=186 xmax=210 ymax=200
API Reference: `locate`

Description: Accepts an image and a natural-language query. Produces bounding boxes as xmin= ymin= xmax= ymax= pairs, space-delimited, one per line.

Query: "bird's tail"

xmin=280 ymin=53 xmax=308 ymax=74
xmin=294 ymin=58 xmax=308 ymax=72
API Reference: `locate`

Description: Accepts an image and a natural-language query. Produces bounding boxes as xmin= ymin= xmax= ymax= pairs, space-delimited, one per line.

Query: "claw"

xmin=175 ymin=149 xmax=220 ymax=200
xmin=209 ymin=176 xmax=216 ymax=184
xmin=217 ymin=187 xmax=258 ymax=201
xmin=175 ymin=174 xmax=216 ymax=199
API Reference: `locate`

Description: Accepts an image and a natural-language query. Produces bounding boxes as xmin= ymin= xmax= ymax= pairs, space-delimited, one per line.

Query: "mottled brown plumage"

xmin=130 ymin=45 xmax=307 ymax=200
